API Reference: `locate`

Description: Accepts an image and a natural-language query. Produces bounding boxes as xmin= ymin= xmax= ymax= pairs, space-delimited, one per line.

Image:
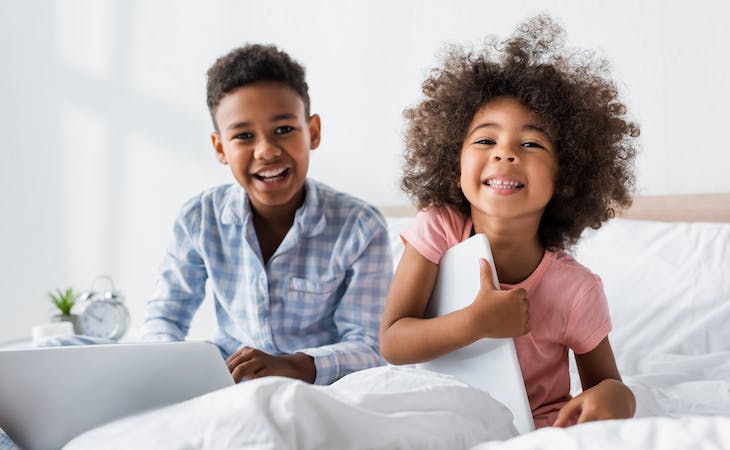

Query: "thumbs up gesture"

xmin=465 ymin=258 xmax=530 ymax=339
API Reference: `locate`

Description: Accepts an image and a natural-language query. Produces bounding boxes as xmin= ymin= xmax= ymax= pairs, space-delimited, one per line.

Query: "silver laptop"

xmin=0 ymin=341 xmax=234 ymax=449
xmin=418 ymin=234 xmax=535 ymax=434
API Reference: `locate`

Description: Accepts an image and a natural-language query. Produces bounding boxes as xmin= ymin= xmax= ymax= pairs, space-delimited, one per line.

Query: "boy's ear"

xmin=308 ymin=114 xmax=321 ymax=150
xmin=211 ymin=132 xmax=228 ymax=165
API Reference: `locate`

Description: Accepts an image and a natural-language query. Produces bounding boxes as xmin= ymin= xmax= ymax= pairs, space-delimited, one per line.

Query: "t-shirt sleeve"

xmin=563 ymin=276 xmax=612 ymax=355
xmin=400 ymin=208 xmax=452 ymax=264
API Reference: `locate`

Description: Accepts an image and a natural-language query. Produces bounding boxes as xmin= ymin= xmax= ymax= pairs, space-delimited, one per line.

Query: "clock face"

xmin=78 ymin=300 xmax=130 ymax=340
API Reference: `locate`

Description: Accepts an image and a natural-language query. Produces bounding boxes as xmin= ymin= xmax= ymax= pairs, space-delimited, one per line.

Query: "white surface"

xmin=65 ymin=366 xmax=518 ymax=450
xmin=4 ymin=0 xmax=730 ymax=344
xmin=0 ymin=341 xmax=233 ymax=450
xmin=31 ymin=322 xmax=74 ymax=342
xmin=573 ymin=218 xmax=730 ymax=356
xmin=419 ymin=234 xmax=534 ymax=434
xmin=471 ymin=416 xmax=730 ymax=450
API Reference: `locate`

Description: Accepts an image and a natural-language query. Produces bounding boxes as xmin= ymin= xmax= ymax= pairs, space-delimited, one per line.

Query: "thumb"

xmin=479 ymin=258 xmax=497 ymax=290
xmin=553 ymin=397 xmax=581 ymax=428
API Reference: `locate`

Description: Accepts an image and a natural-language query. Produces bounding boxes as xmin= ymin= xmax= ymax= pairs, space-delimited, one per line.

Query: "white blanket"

xmin=472 ymin=416 xmax=730 ymax=450
xmin=65 ymin=366 xmax=518 ymax=450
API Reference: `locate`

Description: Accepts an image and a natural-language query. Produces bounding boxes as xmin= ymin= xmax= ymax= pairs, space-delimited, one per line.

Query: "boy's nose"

xmin=254 ymin=140 xmax=282 ymax=159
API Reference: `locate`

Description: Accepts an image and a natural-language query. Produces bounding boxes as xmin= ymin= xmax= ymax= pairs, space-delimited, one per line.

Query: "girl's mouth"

xmin=484 ymin=179 xmax=525 ymax=189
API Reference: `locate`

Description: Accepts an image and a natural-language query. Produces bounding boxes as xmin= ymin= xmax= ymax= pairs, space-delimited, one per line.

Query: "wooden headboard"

xmin=380 ymin=193 xmax=730 ymax=222
xmin=617 ymin=193 xmax=730 ymax=222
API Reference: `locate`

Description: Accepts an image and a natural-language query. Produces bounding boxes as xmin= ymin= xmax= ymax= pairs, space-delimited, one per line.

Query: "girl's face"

xmin=459 ymin=96 xmax=558 ymax=225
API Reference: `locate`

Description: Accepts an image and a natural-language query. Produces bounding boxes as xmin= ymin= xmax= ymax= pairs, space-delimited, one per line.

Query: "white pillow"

xmin=573 ymin=219 xmax=730 ymax=356
xmin=385 ymin=217 xmax=413 ymax=269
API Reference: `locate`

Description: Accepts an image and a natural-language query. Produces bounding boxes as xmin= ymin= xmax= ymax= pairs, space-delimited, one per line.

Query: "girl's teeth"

xmin=486 ymin=179 xmax=523 ymax=189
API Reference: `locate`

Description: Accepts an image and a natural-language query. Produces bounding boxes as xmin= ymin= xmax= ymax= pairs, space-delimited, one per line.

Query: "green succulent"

xmin=49 ymin=287 xmax=80 ymax=316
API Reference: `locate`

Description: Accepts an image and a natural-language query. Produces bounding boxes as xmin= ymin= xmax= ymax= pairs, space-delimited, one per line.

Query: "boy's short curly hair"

xmin=206 ymin=44 xmax=310 ymax=130
xmin=402 ymin=15 xmax=640 ymax=251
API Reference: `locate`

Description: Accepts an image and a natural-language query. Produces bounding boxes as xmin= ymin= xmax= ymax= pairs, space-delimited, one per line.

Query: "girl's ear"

xmin=211 ymin=132 xmax=228 ymax=165
xmin=308 ymin=114 xmax=322 ymax=150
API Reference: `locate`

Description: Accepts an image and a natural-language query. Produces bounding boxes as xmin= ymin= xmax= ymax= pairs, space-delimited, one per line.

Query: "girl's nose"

xmin=491 ymin=149 xmax=518 ymax=163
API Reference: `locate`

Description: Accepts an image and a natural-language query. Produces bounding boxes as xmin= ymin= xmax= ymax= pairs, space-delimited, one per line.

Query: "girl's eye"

xmin=522 ymin=142 xmax=544 ymax=149
xmin=475 ymin=138 xmax=496 ymax=145
xmin=275 ymin=125 xmax=294 ymax=135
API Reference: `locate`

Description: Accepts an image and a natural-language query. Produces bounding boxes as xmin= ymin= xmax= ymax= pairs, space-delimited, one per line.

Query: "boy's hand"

xmin=226 ymin=347 xmax=316 ymax=383
xmin=466 ymin=258 xmax=530 ymax=339
xmin=553 ymin=379 xmax=635 ymax=427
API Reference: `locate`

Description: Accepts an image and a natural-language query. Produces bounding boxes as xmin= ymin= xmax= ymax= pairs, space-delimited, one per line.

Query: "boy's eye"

xmin=275 ymin=125 xmax=295 ymax=135
xmin=475 ymin=138 xmax=496 ymax=145
xmin=233 ymin=132 xmax=254 ymax=140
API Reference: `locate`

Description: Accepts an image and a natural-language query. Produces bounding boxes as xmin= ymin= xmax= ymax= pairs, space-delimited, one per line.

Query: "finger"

xmin=231 ymin=359 xmax=264 ymax=383
xmin=245 ymin=367 xmax=270 ymax=380
xmin=226 ymin=347 xmax=256 ymax=371
xmin=479 ymin=258 xmax=498 ymax=290
xmin=226 ymin=346 xmax=253 ymax=364
xmin=553 ymin=398 xmax=581 ymax=428
xmin=575 ymin=405 xmax=603 ymax=424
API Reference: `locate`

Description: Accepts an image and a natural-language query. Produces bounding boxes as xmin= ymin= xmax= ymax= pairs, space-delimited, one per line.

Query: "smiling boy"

xmin=141 ymin=44 xmax=392 ymax=385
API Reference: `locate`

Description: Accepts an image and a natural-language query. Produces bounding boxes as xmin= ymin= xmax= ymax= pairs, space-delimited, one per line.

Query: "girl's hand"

xmin=466 ymin=258 xmax=530 ymax=339
xmin=226 ymin=346 xmax=316 ymax=383
xmin=553 ymin=378 xmax=635 ymax=427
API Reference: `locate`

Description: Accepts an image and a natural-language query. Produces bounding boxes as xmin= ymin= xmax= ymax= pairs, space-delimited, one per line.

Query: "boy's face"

xmin=211 ymin=81 xmax=320 ymax=216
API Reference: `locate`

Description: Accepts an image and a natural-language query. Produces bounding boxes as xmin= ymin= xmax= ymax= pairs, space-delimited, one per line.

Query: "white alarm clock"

xmin=75 ymin=275 xmax=130 ymax=341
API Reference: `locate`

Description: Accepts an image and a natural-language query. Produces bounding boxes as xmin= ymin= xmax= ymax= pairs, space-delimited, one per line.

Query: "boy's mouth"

xmin=483 ymin=178 xmax=525 ymax=189
xmin=253 ymin=167 xmax=289 ymax=182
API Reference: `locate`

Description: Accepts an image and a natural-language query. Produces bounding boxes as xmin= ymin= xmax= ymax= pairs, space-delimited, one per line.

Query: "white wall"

xmin=2 ymin=0 xmax=729 ymax=342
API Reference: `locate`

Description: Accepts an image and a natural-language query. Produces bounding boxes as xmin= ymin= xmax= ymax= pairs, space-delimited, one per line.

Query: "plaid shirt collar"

xmin=219 ymin=178 xmax=327 ymax=238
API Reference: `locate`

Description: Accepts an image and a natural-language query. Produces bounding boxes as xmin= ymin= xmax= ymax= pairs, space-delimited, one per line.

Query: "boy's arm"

xmin=141 ymin=204 xmax=208 ymax=342
xmin=295 ymin=211 xmax=393 ymax=385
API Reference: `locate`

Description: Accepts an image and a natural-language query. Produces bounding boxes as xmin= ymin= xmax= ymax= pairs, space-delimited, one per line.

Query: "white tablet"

xmin=418 ymin=234 xmax=535 ymax=434
xmin=0 ymin=341 xmax=234 ymax=449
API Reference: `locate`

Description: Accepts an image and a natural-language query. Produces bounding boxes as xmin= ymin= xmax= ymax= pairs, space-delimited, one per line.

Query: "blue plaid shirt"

xmin=141 ymin=179 xmax=392 ymax=384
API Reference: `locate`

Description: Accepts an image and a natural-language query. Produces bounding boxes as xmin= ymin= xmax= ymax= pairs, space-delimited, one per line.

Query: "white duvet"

xmin=65 ymin=352 xmax=730 ymax=450
xmin=65 ymin=366 xmax=518 ymax=450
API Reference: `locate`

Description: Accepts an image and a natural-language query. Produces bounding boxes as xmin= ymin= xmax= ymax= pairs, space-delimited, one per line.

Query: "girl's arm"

xmin=553 ymin=337 xmax=636 ymax=426
xmin=379 ymin=243 xmax=529 ymax=364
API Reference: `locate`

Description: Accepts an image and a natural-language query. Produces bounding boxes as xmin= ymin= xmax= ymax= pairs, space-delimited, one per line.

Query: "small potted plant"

xmin=49 ymin=287 xmax=80 ymax=334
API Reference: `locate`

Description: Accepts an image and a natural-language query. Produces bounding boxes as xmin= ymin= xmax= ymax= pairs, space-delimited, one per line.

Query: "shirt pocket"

xmin=286 ymin=276 xmax=343 ymax=325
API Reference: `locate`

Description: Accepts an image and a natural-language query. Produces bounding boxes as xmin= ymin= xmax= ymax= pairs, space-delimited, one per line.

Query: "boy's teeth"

xmin=258 ymin=168 xmax=287 ymax=178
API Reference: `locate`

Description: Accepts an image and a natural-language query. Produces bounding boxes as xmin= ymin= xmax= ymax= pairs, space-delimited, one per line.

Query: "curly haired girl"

xmin=380 ymin=15 xmax=639 ymax=429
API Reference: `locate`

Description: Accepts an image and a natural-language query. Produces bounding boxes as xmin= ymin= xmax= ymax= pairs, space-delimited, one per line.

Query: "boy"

xmin=141 ymin=44 xmax=392 ymax=385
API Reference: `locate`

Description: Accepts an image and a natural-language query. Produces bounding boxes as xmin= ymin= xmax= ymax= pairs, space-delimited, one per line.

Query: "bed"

xmin=59 ymin=193 xmax=730 ymax=449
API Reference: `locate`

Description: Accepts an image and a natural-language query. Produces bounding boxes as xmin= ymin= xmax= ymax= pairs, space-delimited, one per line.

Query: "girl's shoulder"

xmin=541 ymin=250 xmax=604 ymax=292
xmin=415 ymin=205 xmax=471 ymax=233
xmin=403 ymin=205 xmax=472 ymax=264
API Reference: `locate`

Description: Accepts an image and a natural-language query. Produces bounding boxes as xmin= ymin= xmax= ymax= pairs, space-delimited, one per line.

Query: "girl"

xmin=380 ymin=15 xmax=639 ymax=429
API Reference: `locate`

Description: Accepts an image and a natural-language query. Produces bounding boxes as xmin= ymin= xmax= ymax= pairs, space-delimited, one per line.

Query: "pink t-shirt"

xmin=401 ymin=206 xmax=612 ymax=428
